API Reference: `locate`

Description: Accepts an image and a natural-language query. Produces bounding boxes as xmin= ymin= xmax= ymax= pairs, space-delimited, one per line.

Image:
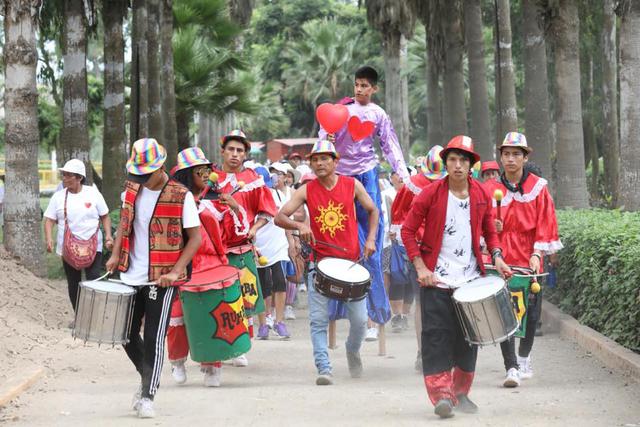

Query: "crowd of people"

xmin=43 ymin=65 xmax=562 ymax=420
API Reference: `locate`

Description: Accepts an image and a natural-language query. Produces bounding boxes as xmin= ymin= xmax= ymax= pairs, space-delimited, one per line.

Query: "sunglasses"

xmin=194 ymin=166 xmax=211 ymax=178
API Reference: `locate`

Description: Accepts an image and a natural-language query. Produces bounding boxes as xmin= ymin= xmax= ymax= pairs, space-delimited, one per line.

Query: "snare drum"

xmin=453 ymin=276 xmax=519 ymax=346
xmin=314 ymin=257 xmax=371 ymax=302
xmin=73 ymin=280 xmax=136 ymax=346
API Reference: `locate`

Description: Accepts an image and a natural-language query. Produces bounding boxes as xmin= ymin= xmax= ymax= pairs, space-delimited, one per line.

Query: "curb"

xmin=0 ymin=366 xmax=45 ymax=407
xmin=542 ymin=301 xmax=640 ymax=383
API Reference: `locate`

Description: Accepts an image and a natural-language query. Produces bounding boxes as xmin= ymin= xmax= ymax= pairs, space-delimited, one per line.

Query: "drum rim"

xmin=79 ymin=280 xmax=136 ymax=295
xmin=315 ymin=268 xmax=372 ymax=286
xmin=316 ymin=258 xmax=371 ymax=283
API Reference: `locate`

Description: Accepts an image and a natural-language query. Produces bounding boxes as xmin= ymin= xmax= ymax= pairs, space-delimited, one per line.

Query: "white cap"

xmin=59 ymin=159 xmax=86 ymax=178
xmin=269 ymin=162 xmax=293 ymax=175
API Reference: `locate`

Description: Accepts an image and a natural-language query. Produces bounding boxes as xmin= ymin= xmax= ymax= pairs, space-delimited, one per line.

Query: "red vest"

xmin=118 ymin=179 xmax=188 ymax=281
xmin=307 ymin=176 xmax=359 ymax=261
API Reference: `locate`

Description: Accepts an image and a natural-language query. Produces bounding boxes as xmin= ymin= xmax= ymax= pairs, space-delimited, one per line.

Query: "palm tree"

xmin=102 ymin=0 xmax=127 ymax=211
xmin=61 ymin=0 xmax=92 ymax=183
xmin=147 ymin=0 xmax=164 ymax=138
xmin=3 ymin=0 xmax=46 ymax=276
xmin=602 ymin=0 xmax=619 ymax=206
xmin=464 ymin=0 xmax=493 ymax=160
xmin=282 ymin=19 xmax=363 ymax=109
xmin=172 ymin=26 xmax=254 ymax=149
xmin=495 ymin=0 xmax=518 ymax=148
xmin=440 ymin=0 xmax=467 ymax=138
xmin=618 ymin=0 xmax=640 ymax=210
xmin=551 ymin=0 xmax=589 ymax=208
xmin=365 ymin=0 xmax=416 ymax=154
xmin=161 ymin=0 xmax=179 ymax=169
xmin=523 ymin=0 xmax=554 ymax=190
xmin=131 ymin=0 xmax=149 ymax=141
xmin=407 ymin=0 xmax=444 ymax=147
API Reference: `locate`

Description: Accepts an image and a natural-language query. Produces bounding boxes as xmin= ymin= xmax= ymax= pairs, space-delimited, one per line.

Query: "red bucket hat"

xmin=481 ymin=160 xmax=500 ymax=173
xmin=440 ymin=135 xmax=481 ymax=164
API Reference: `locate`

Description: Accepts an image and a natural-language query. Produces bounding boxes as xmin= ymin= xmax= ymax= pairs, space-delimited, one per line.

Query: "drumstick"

xmin=347 ymin=256 xmax=364 ymax=270
xmin=493 ymin=189 xmax=504 ymax=221
xmin=229 ymin=181 xmax=245 ymax=196
xmin=292 ymin=234 xmax=348 ymax=252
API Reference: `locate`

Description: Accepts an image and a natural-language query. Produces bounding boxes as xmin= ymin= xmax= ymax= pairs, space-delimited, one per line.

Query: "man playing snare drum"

xmin=275 ymin=140 xmax=379 ymax=385
xmin=483 ymin=132 xmax=563 ymax=387
xmin=401 ymin=136 xmax=511 ymax=419
xmin=106 ymin=138 xmax=201 ymax=419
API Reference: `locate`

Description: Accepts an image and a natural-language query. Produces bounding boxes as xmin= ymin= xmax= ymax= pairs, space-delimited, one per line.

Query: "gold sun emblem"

xmin=315 ymin=200 xmax=348 ymax=238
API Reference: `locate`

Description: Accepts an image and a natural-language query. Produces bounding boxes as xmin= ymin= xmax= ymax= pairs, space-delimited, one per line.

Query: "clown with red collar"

xmin=483 ymin=132 xmax=563 ymax=388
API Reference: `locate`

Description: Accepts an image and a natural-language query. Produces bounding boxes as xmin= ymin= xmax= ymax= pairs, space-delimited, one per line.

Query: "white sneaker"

xmin=298 ymin=283 xmax=307 ymax=292
xmin=131 ymin=385 xmax=142 ymax=411
xmin=284 ymin=305 xmax=296 ymax=320
xmin=365 ymin=327 xmax=378 ymax=342
xmin=518 ymin=355 xmax=533 ymax=379
xmin=503 ymin=367 xmax=521 ymax=388
xmin=265 ymin=314 xmax=275 ymax=329
xmin=171 ymin=361 xmax=187 ymax=384
xmin=137 ymin=398 xmax=155 ymax=418
xmin=232 ymin=354 xmax=248 ymax=367
xmin=203 ymin=366 xmax=222 ymax=387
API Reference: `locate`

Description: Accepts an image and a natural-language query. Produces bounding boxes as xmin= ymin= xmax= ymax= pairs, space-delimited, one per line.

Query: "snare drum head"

xmin=81 ymin=280 xmax=136 ymax=295
xmin=317 ymin=257 xmax=370 ymax=283
xmin=453 ymin=276 xmax=506 ymax=302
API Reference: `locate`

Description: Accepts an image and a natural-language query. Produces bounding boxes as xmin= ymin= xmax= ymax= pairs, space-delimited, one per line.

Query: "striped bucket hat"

xmin=307 ymin=140 xmax=339 ymax=159
xmin=423 ymin=145 xmax=447 ymax=181
xmin=126 ymin=138 xmax=167 ymax=183
xmin=499 ymin=132 xmax=532 ymax=154
xmin=175 ymin=147 xmax=211 ymax=172
xmin=220 ymin=129 xmax=250 ymax=151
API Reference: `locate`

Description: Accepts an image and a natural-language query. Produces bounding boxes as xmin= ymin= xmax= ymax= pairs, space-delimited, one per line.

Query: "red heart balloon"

xmin=316 ymin=103 xmax=349 ymax=134
xmin=347 ymin=116 xmax=375 ymax=142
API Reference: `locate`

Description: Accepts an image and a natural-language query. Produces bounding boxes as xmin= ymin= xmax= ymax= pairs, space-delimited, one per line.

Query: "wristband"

xmin=491 ymin=249 xmax=503 ymax=263
xmin=531 ymin=253 xmax=542 ymax=261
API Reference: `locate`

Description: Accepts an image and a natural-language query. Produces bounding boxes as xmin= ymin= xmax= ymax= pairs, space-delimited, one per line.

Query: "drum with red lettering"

xmin=179 ymin=265 xmax=251 ymax=362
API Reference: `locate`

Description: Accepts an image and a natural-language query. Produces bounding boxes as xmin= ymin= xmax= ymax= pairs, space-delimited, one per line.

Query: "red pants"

xmin=167 ymin=295 xmax=221 ymax=367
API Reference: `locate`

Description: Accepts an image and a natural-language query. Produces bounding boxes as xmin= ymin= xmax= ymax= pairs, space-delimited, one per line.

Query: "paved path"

xmin=4 ymin=298 xmax=640 ymax=426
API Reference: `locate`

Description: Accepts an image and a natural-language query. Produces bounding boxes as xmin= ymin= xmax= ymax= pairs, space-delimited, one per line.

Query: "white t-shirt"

xmin=381 ymin=186 xmax=397 ymax=249
xmin=44 ymin=186 xmax=109 ymax=256
xmin=120 ymin=188 xmax=200 ymax=285
xmin=255 ymin=187 xmax=290 ymax=267
xmin=434 ymin=192 xmax=480 ymax=289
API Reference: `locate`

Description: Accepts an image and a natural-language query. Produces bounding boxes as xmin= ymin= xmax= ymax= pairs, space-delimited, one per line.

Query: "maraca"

xmin=208 ymin=171 xmax=219 ymax=184
xmin=493 ymin=189 xmax=504 ymax=221
xmin=229 ymin=180 xmax=245 ymax=196
xmin=530 ymin=281 xmax=541 ymax=294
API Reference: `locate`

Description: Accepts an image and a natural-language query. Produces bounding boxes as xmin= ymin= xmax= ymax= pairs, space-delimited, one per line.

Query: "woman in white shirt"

xmin=43 ymin=159 xmax=113 ymax=312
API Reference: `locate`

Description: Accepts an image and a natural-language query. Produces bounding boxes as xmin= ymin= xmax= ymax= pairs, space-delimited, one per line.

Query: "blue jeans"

xmin=308 ymin=275 xmax=368 ymax=374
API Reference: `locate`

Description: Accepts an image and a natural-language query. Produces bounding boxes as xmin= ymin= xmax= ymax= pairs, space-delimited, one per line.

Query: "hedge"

xmin=549 ymin=209 xmax=640 ymax=352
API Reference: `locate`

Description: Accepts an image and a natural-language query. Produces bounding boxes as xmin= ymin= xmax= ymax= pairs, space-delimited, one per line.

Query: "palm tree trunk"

xmin=131 ymin=0 xmax=149 ymax=141
xmin=464 ymin=0 xmax=493 ymax=160
xmin=102 ymin=0 xmax=127 ymax=211
xmin=602 ymin=0 xmax=619 ymax=206
xmin=176 ymin=108 xmax=192 ymax=151
xmin=583 ymin=57 xmax=598 ymax=201
xmin=161 ymin=0 xmax=178 ymax=170
xmin=425 ymin=21 xmax=443 ymax=147
xmin=523 ymin=0 xmax=554 ymax=190
xmin=147 ymin=0 xmax=163 ymax=140
xmin=618 ymin=0 xmax=640 ymax=210
xmin=61 ymin=0 xmax=92 ymax=184
xmin=197 ymin=112 xmax=209 ymax=149
xmin=3 ymin=0 xmax=46 ymax=276
xmin=383 ymin=29 xmax=409 ymax=154
xmin=552 ymin=0 xmax=589 ymax=208
xmin=442 ymin=0 xmax=468 ymax=138
xmin=494 ymin=0 xmax=518 ymax=147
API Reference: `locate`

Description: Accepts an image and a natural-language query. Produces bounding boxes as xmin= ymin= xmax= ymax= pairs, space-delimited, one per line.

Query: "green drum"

xmin=180 ymin=266 xmax=251 ymax=362
xmin=485 ymin=265 xmax=531 ymax=338
xmin=228 ymin=250 xmax=265 ymax=316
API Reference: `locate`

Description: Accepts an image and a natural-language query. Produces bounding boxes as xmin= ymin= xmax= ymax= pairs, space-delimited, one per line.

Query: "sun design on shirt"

xmin=315 ymin=200 xmax=348 ymax=238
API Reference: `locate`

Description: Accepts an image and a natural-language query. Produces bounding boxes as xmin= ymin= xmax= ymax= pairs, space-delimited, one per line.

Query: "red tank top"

xmin=307 ymin=176 xmax=359 ymax=261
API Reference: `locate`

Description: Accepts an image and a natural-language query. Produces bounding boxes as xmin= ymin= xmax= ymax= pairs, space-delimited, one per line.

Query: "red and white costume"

xmin=483 ymin=173 xmax=563 ymax=268
xmin=213 ymin=168 xmax=277 ymax=250
xmin=389 ymin=174 xmax=433 ymax=242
